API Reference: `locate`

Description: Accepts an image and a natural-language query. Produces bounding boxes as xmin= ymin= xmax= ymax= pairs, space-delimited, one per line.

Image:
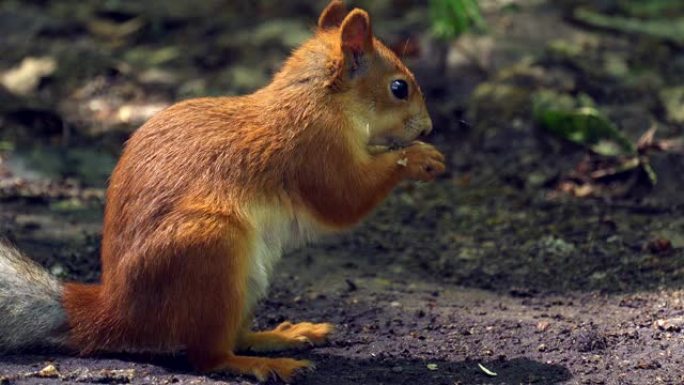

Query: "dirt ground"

xmin=1 ymin=1 xmax=684 ymax=384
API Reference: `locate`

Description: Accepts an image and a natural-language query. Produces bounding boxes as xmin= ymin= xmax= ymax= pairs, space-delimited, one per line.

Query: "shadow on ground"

xmin=0 ymin=352 xmax=572 ymax=385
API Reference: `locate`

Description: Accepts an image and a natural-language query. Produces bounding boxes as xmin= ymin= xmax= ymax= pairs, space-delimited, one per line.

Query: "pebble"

xmin=536 ymin=321 xmax=551 ymax=332
xmin=37 ymin=364 xmax=59 ymax=378
xmin=654 ymin=317 xmax=684 ymax=332
xmin=636 ymin=359 xmax=661 ymax=370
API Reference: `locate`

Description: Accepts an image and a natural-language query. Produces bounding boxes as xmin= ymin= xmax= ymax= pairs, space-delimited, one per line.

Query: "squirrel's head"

xmin=275 ymin=1 xmax=432 ymax=152
xmin=319 ymin=1 xmax=432 ymax=151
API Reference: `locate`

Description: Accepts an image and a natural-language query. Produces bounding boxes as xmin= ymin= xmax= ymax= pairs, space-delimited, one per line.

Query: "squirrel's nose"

xmin=420 ymin=118 xmax=433 ymax=137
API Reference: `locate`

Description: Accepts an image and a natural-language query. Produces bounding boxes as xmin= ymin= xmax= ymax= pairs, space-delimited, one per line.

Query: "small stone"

xmin=537 ymin=321 xmax=551 ymax=332
xmin=37 ymin=364 xmax=59 ymax=378
xmin=636 ymin=359 xmax=661 ymax=370
xmin=537 ymin=343 xmax=547 ymax=352
xmin=390 ymin=301 xmax=401 ymax=308
xmin=654 ymin=317 xmax=684 ymax=332
xmin=50 ymin=264 xmax=65 ymax=276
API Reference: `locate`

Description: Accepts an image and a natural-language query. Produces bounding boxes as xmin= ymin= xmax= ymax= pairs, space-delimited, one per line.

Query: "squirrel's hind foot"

xmin=238 ymin=321 xmax=334 ymax=352
xmin=194 ymin=353 xmax=313 ymax=383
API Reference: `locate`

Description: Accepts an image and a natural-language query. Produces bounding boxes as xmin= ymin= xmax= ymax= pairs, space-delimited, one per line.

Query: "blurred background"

xmin=1 ymin=1 xmax=684 ymax=384
xmin=2 ymin=0 xmax=683 ymax=285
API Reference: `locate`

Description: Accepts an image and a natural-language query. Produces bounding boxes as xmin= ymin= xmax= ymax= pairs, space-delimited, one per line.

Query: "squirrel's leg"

xmin=180 ymin=215 xmax=312 ymax=382
xmin=237 ymin=321 xmax=334 ymax=352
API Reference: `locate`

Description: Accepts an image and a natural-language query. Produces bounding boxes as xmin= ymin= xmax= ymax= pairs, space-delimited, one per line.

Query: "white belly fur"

xmin=243 ymin=202 xmax=323 ymax=315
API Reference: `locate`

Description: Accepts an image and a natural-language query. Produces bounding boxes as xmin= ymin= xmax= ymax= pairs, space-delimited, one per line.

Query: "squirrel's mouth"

xmin=367 ymin=140 xmax=410 ymax=155
xmin=366 ymin=129 xmax=424 ymax=155
xmin=364 ymin=117 xmax=433 ymax=155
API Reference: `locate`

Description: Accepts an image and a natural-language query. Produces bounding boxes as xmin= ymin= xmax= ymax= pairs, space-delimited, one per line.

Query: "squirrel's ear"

xmin=339 ymin=9 xmax=373 ymax=71
xmin=318 ymin=0 xmax=348 ymax=30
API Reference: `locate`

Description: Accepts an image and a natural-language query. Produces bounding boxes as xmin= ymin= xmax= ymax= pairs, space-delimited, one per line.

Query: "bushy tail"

xmin=0 ymin=241 xmax=69 ymax=352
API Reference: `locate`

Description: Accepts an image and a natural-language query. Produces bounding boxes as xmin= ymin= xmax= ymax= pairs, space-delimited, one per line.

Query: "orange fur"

xmin=60 ymin=1 xmax=445 ymax=382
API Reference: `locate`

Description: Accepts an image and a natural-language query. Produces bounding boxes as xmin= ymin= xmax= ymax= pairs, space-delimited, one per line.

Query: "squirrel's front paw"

xmin=398 ymin=141 xmax=446 ymax=181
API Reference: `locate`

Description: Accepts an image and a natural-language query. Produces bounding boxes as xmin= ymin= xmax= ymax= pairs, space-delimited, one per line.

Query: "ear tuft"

xmin=318 ymin=1 xmax=348 ymax=30
xmin=340 ymin=9 xmax=373 ymax=54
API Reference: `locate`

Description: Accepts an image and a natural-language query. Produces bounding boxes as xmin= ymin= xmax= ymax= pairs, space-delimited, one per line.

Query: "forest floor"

xmin=1 ymin=0 xmax=684 ymax=384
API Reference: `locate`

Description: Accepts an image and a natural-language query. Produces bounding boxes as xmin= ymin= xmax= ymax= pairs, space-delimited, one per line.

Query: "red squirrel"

xmin=0 ymin=1 xmax=445 ymax=382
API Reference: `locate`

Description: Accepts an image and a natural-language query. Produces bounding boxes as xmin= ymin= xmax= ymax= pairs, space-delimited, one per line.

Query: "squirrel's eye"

xmin=390 ymin=79 xmax=409 ymax=100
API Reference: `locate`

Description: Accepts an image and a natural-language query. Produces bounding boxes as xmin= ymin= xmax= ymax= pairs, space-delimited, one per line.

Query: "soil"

xmin=1 ymin=1 xmax=684 ymax=384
